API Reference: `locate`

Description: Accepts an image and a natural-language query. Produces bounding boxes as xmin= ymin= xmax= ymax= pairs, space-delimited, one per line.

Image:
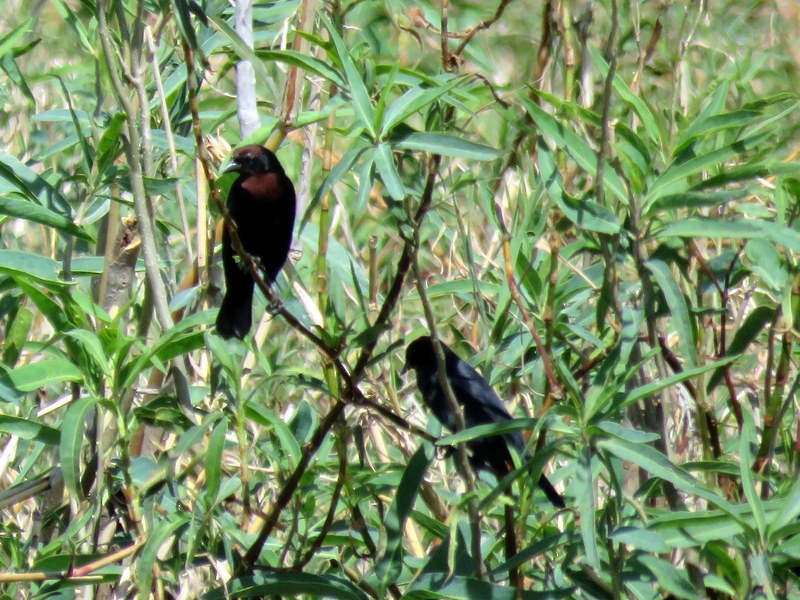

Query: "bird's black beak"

xmin=222 ymin=158 xmax=241 ymax=174
xmin=400 ymin=361 xmax=410 ymax=375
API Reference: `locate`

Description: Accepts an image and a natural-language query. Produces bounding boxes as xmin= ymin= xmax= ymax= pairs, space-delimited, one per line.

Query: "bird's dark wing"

xmin=446 ymin=354 xmax=516 ymax=429
xmin=216 ymin=226 xmax=254 ymax=340
xmin=446 ymin=352 xmax=565 ymax=507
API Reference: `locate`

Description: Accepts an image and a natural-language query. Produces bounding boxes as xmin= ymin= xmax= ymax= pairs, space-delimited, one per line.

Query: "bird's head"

xmin=402 ymin=336 xmax=436 ymax=374
xmin=226 ymin=145 xmax=282 ymax=176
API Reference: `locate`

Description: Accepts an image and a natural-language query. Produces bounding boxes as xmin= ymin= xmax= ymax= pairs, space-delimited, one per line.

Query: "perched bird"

xmin=403 ymin=336 xmax=565 ymax=508
xmin=216 ymin=145 xmax=296 ymax=340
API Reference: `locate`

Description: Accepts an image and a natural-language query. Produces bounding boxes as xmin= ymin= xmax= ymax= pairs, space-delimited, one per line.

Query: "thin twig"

xmin=454 ymin=0 xmax=513 ymax=56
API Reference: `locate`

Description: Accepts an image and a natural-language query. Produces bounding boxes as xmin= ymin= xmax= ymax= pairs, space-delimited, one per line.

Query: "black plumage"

xmin=403 ymin=335 xmax=564 ymax=508
xmin=216 ymin=145 xmax=296 ymax=340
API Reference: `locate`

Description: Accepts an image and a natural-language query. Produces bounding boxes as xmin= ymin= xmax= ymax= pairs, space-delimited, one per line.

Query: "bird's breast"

xmin=239 ymin=172 xmax=291 ymax=204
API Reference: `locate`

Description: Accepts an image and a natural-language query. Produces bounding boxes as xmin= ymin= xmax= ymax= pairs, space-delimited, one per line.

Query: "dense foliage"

xmin=1 ymin=0 xmax=800 ymax=597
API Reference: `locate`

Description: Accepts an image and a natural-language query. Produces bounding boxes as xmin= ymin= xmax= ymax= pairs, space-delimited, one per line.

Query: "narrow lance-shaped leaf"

xmin=373 ymin=143 xmax=404 ymax=201
xmin=8 ymin=358 xmax=83 ymax=392
xmin=380 ymin=76 xmax=463 ymax=136
xmin=637 ymin=555 xmax=699 ymax=599
xmin=0 ymin=197 xmax=91 ymax=241
xmin=556 ymin=192 xmax=621 ymax=234
xmin=396 ymin=132 xmax=501 ymax=161
xmin=60 ymin=396 xmax=96 ymax=503
xmin=657 ymin=217 xmax=800 ymax=252
xmin=645 ymin=259 xmax=697 ymax=367
xmin=257 ymin=49 xmax=345 ymax=87
xmin=598 ymin=436 xmax=742 ymax=518
xmin=523 ymin=98 xmax=629 ymax=203
xmin=376 ymin=445 xmax=431 ymax=591
xmin=54 ymin=75 xmax=92 ymax=176
xmin=205 ymin=573 xmax=370 ymax=600
xmin=0 ymin=149 xmax=71 ymax=217
xmin=646 ymin=131 xmax=771 ymax=201
xmin=321 ymin=15 xmax=376 ymax=138
xmin=739 ymin=413 xmax=767 ymax=541
xmin=590 ymin=46 xmax=662 ymax=147
xmin=0 ymin=415 xmax=59 ymax=445
xmin=576 ymin=445 xmax=599 ymax=568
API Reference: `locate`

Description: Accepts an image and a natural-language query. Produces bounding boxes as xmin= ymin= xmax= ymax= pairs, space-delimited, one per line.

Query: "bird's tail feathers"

xmin=537 ymin=473 xmax=565 ymax=508
xmin=215 ymin=288 xmax=253 ymax=340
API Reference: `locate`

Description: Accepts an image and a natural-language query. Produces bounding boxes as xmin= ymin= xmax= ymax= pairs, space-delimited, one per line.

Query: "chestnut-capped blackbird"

xmin=216 ymin=145 xmax=296 ymax=339
xmin=403 ymin=336 xmax=565 ymax=508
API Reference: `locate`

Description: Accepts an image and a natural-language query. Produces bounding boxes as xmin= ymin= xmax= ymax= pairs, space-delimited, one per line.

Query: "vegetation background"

xmin=1 ymin=0 xmax=799 ymax=597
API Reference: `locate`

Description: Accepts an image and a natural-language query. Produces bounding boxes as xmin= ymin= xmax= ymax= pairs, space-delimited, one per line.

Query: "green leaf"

xmin=769 ymin=469 xmax=800 ymax=535
xmin=739 ymin=413 xmax=766 ymax=541
xmin=408 ymin=574 xmax=562 ymax=599
xmin=171 ymin=0 xmax=201 ymax=55
xmin=523 ymin=98 xmax=628 ymax=202
xmin=645 ymin=190 xmax=746 ymax=216
xmin=206 ymin=14 xmax=278 ymax=93
xmin=0 ymin=19 xmax=32 ymax=59
xmin=53 ymin=75 xmax=92 ymax=176
xmin=0 ymin=250 xmax=64 ymax=285
xmin=656 ymin=217 xmax=800 ymax=252
xmin=554 ymin=192 xmax=621 ymax=234
xmin=374 ymin=143 xmax=405 ymax=201
xmin=395 ymin=132 xmax=501 ymax=160
xmin=439 ymin=418 xmax=539 ymax=446
xmin=60 ymin=396 xmax=95 ymax=502
xmin=0 ymin=149 xmax=71 ymax=217
xmin=245 ymin=404 xmax=302 ymax=465
xmin=576 ymin=446 xmax=598 ymax=568
xmin=675 ymin=109 xmax=764 ymax=155
xmin=706 ymin=305 xmax=776 ymax=393
xmin=0 ymin=415 xmax=59 ymax=445
xmin=537 ymin=138 xmax=620 ymax=235
xmin=612 ymin=355 xmax=737 ymax=416
xmin=745 ymin=238 xmax=787 ymax=290
xmin=377 ymin=445 xmax=431 ymax=591
xmin=380 ymin=76 xmax=462 ymax=135
xmin=3 ymin=305 xmax=32 ymax=367
xmin=647 ymin=131 xmax=771 ymax=201
xmin=303 ymin=144 xmax=369 ymax=231
xmin=645 ymin=259 xmax=697 ymax=367
xmin=590 ymin=47 xmax=662 ymax=147
xmin=64 ymin=329 xmax=111 ymax=379
xmin=637 ymin=555 xmax=699 ymax=599
xmin=611 ymin=526 xmax=669 ymax=553
xmin=598 ymin=436 xmax=740 ymax=516
xmin=8 ymin=358 xmax=83 ymax=392
xmin=493 ymin=531 xmax=577 ymax=576
xmin=96 ymin=112 xmax=126 ymax=175
xmin=1 ymin=52 xmax=35 ymax=106
xmin=0 ymin=196 xmax=92 ymax=240
xmin=321 ymin=16 xmax=376 ymax=138
xmin=257 ymin=49 xmax=345 ymax=87
xmin=136 ymin=513 xmax=191 ymax=596
xmin=648 ymin=506 xmax=758 ymax=547
xmin=119 ymin=312 xmax=211 ymax=391
xmin=205 ymin=574 xmax=370 ymax=600
xmin=206 ymin=419 xmax=228 ymax=504
xmin=595 ymin=422 xmax=660 ymax=443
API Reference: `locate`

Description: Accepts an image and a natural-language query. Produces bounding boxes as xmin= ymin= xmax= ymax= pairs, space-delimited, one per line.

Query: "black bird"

xmin=216 ymin=145 xmax=296 ymax=339
xmin=403 ymin=336 xmax=564 ymax=508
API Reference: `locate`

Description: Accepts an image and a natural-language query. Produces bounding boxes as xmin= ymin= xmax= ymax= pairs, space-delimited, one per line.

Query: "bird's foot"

xmin=266 ymin=295 xmax=283 ymax=314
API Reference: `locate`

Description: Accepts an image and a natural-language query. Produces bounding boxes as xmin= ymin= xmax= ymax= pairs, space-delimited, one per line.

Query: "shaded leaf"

xmin=396 ymin=132 xmax=501 ymax=161
xmin=8 ymin=358 xmax=83 ymax=392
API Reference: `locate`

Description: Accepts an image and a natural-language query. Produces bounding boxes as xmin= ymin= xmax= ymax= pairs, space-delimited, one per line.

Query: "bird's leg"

xmin=266 ymin=291 xmax=283 ymax=314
